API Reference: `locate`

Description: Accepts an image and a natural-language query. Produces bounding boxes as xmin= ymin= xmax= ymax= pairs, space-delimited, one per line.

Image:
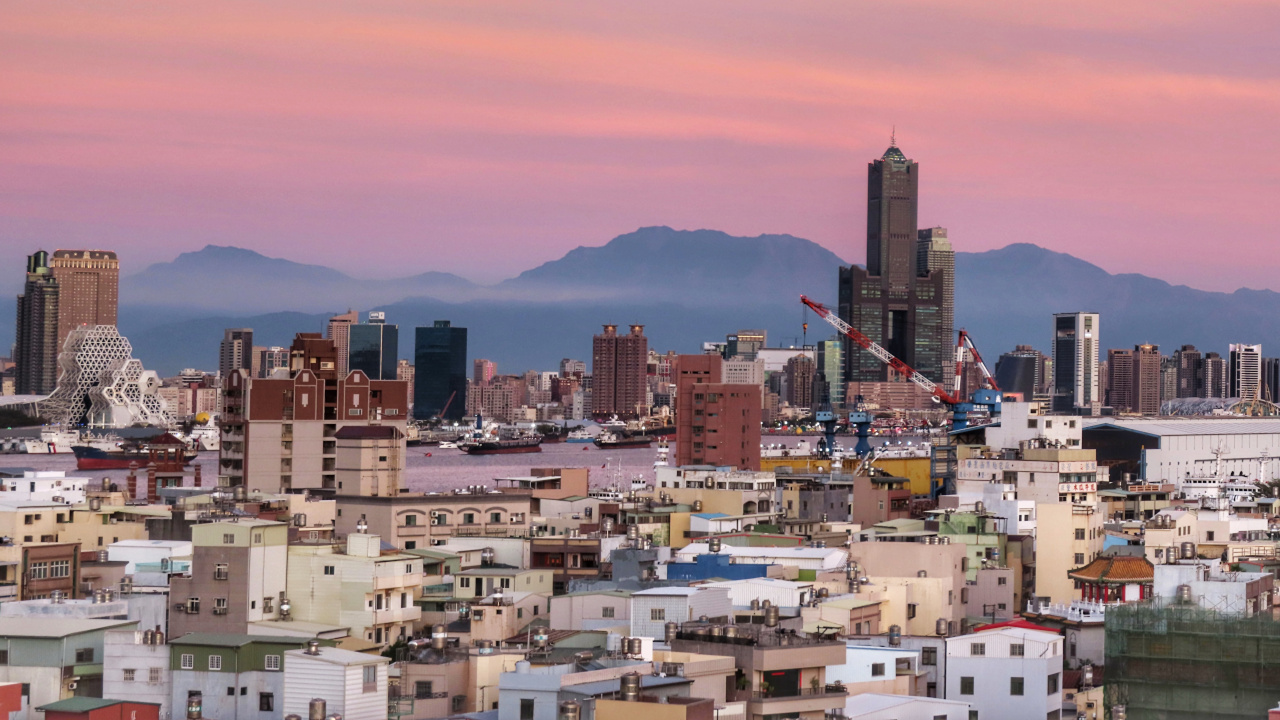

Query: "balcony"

xmin=737 ymin=686 xmax=849 ymax=716
xmin=372 ymin=606 xmax=422 ymax=625
xmin=398 ymin=524 xmax=428 ymax=537
xmin=374 ymin=572 xmax=423 ymax=591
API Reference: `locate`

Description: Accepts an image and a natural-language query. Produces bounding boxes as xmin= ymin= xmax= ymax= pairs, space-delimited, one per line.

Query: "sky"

xmin=3 ymin=1 xmax=1279 ymax=291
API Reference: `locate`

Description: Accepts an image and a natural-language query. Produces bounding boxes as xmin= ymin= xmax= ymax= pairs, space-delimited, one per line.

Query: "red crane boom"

xmin=954 ymin=330 xmax=1000 ymax=398
xmin=800 ymin=295 xmax=962 ymax=406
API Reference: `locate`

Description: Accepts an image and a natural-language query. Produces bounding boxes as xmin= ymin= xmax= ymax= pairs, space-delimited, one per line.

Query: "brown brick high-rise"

xmin=591 ymin=324 xmax=648 ymax=420
xmin=674 ymin=354 xmax=761 ymax=470
xmin=15 ymin=249 xmax=118 ymax=395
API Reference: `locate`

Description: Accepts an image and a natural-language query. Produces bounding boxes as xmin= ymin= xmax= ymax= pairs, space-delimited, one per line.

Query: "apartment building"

xmin=0 ymin=618 xmax=138 ymax=710
xmin=168 ymin=634 xmax=311 ymax=720
xmin=285 ymin=533 xmax=422 ymax=648
xmin=169 ymin=520 xmax=289 ymax=637
xmin=334 ymin=491 xmax=533 ymax=551
xmin=945 ymin=625 xmax=1063 ymax=720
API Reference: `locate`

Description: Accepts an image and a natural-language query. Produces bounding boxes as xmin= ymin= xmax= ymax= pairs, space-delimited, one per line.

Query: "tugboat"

xmin=593 ymin=430 xmax=654 ymax=449
xmin=457 ymin=415 xmax=543 ymax=455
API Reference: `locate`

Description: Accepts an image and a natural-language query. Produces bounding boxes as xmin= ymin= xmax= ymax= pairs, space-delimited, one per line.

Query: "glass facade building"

xmin=413 ymin=320 xmax=467 ymax=421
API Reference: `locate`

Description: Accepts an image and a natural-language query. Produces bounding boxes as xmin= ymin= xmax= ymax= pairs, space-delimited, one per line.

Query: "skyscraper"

xmin=14 ymin=249 xmax=119 ymax=396
xmin=838 ymin=142 xmax=950 ymax=383
xmin=917 ymin=226 xmax=955 ymax=375
xmin=591 ymin=324 xmax=648 ymax=420
xmin=785 ymin=354 xmax=816 ymax=411
xmin=1052 ymin=312 xmax=1100 ymax=412
xmin=1173 ymin=345 xmax=1203 ymax=398
xmin=413 ymin=321 xmax=468 ymax=421
xmin=348 ymin=312 xmax=398 ymax=380
xmin=14 ymin=251 xmax=61 ymax=395
xmin=1203 ymin=352 xmax=1227 ymax=398
xmin=1106 ymin=348 xmax=1134 ymax=411
xmin=1228 ymin=343 xmax=1262 ymax=401
xmin=326 ymin=310 xmax=359 ymax=377
xmin=473 ymin=359 xmax=496 ymax=384
xmin=47 ymin=249 xmax=119 ymax=347
xmin=219 ymin=328 xmax=254 ymax=380
xmin=816 ymin=338 xmax=845 ymax=408
xmin=994 ymin=345 xmax=1050 ymax=401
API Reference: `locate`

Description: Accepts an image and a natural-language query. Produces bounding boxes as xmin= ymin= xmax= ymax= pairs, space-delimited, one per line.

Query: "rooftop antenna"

xmin=890 ymin=125 xmax=897 ymax=147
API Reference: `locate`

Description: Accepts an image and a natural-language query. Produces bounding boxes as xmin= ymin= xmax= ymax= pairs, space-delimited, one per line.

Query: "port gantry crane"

xmin=799 ymin=295 xmax=1002 ymax=440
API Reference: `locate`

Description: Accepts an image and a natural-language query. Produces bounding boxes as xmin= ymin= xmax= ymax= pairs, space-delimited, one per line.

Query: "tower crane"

xmin=800 ymin=296 xmax=1001 ymax=432
xmin=954 ymin=330 xmax=999 ymax=397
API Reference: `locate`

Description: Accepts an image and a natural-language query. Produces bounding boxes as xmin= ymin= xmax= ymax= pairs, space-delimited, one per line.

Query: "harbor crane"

xmin=800 ymin=295 xmax=1001 ymax=435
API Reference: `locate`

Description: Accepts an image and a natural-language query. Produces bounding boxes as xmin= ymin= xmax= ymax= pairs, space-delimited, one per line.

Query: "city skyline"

xmin=4 ymin=2 xmax=1279 ymax=293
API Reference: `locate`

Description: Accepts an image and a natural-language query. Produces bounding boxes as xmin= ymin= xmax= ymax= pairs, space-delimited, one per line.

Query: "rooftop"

xmin=1069 ymin=555 xmax=1154 ymax=584
xmin=1084 ymin=417 xmax=1280 ymax=437
xmin=38 ymin=698 xmax=160 ymax=713
xmin=0 ymin=618 xmax=135 ymax=638
xmin=169 ymin=632 xmax=315 ymax=648
xmin=285 ymin=646 xmax=388 ymax=665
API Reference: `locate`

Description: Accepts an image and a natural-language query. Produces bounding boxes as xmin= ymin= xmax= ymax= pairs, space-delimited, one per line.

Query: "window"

xmin=921 ymin=647 xmax=937 ymax=666
xmin=490 ymin=512 xmax=502 ymax=523
xmin=208 ymin=654 xmax=222 ymax=671
xmin=415 ymin=681 xmax=435 ymax=699
xmin=453 ymin=696 xmax=467 ymax=713
xmin=459 ymin=577 xmax=471 ymax=588
xmin=50 ymin=560 xmax=70 ymax=578
xmin=150 ymin=667 xmax=162 ymax=683
xmin=214 ymin=564 xmax=229 ymax=580
xmin=362 ymin=665 xmax=377 ymax=692
xmin=1075 ymin=528 xmax=1086 ymax=540
xmin=123 ymin=669 xmax=136 ymax=682
xmin=75 ymin=648 xmax=94 ymax=663
xmin=265 ymin=654 xmax=281 ymax=671
xmin=404 ymin=514 xmax=417 ymax=526
xmin=907 ymin=603 xmax=918 ymax=619
xmin=650 ymin=608 xmax=665 ymax=621
xmin=181 ymin=654 xmax=194 ymax=670
xmin=259 ymin=693 xmax=274 ymax=711
xmin=520 ymin=698 xmax=535 ymax=720
xmin=324 ymin=565 xmax=335 ymax=576
xmin=227 ymin=687 xmax=235 ymax=696
xmin=969 ymin=712 xmax=979 ymax=720
xmin=998 ymin=576 xmax=1007 ymax=586
xmin=960 ymin=676 xmax=974 ymax=695
xmin=1206 ymin=530 xmax=1215 ymax=541
xmin=602 ymin=606 xmax=615 ymax=618
xmin=223 ymin=533 xmax=235 ymax=544
xmin=1048 ymin=673 xmax=1060 ymax=694
xmin=1010 ymin=677 xmax=1024 ymax=695
xmin=1074 ymin=553 xmax=1085 ymax=565
xmin=871 ymin=663 xmax=885 ymax=677
xmin=28 ymin=562 xmax=47 ymax=580
xmin=970 ymin=642 xmax=985 ymax=656
xmin=463 ymin=513 xmax=475 ymax=525
xmin=1010 ymin=643 xmax=1025 ymax=657
xmin=253 ymin=533 xmax=262 ymax=544
xmin=0 ymin=650 xmax=9 ymax=665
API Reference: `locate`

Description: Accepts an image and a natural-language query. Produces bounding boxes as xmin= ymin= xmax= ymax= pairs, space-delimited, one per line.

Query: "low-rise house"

xmin=845 ymin=632 xmax=948 ymax=699
xmin=102 ymin=629 xmax=170 ymax=716
xmin=828 ymin=644 xmax=923 ymax=696
xmin=168 ymin=634 xmax=311 ymax=720
xmin=281 ymin=643 xmax=389 ymax=720
xmin=455 ymin=567 xmax=553 ymax=600
xmin=36 ymin=698 xmax=161 ymax=720
xmin=168 ymin=519 xmax=289 ymax=637
xmin=629 ymin=587 xmax=731 ymax=639
xmin=0 ymin=618 xmax=138 ymax=710
xmin=701 ymin=577 xmax=816 ymax=609
xmin=1153 ymin=558 xmax=1275 ymax=615
xmin=470 ymin=592 xmax=547 ymax=643
xmin=549 ymin=591 xmax=631 ymax=632
xmin=945 ymin=624 xmax=1064 ymax=720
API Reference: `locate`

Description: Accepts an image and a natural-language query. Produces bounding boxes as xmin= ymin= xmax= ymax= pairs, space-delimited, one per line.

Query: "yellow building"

xmin=1035 ymin=502 xmax=1104 ymax=604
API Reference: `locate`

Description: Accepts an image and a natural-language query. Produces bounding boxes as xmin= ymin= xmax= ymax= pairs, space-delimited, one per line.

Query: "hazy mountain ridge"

xmin=6 ymin=229 xmax=1280 ymax=376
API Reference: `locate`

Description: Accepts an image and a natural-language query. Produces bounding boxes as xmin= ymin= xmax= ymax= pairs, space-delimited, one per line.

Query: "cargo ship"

xmin=71 ymin=435 xmax=198 ymax=470
xmin=593 ymin=431 xmax=654 ymax=449
xmin=458 ymin=434 xmax=543 ymax=455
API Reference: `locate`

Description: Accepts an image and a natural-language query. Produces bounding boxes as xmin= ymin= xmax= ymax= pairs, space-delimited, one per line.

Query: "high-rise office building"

xmin=1052 ymin=312 xmax=1100 ymax=412
xmin=258 ymin=346 xmax=289 ymax=378
xmin=396 ymin=359 xmax=414 ymax=401
xmin=413 ymin=321 xmax=468 ymax=421
xmin=14 ymin=251 xmax=61 ymax=395
xmin=816 ymin=339 xmax=845 ymax=408
xmin=14 ymin=249 xmax=119 ymax=395
xmin=348 ymin=311 xmax=398 ymax=380
xmin=838 ymin=142 xmax=951 ymax=384
xmin=559 ymin=358 xmax=586 ymax=378
xmin=591 ymin=324 xmax=648 ymax=420
xmin=1160 ymin=355 xmax=1178 ymax=403
xmin=326 ymin=310 xmax=359 ymax=377
xmin=473 ymin=359 xmax=496 ymax=384
xmin=725 ymin=330 xmax=767 ymax=360
xmin=993 ymin=345 xmax=1050 ymax=401
xmin=1106 ymin=349 xmax=1134 ymax=411
xmin=1173 ymin=345 xmax=1203 ymax=398
xmin=1264 ymin=357 xmax=1280 ymax=404
xmin=1228 ymin=343 xmax=1262 ymax=401
xmin=917 ymin=226 xmax=955 ymax=371
xmin=219 ymin=328 xmax=254 ymax=380
xmin=1133 ymin=344 xmax=1162 ymax=415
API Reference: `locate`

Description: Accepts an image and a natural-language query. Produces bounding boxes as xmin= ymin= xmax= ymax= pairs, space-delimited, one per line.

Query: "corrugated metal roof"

xmin=1084 ymin=418 xmax=1280 ymax=436
xmin=169 ymin=632 xmax=314 ymax=648
xmin=38 ymin=698 xmax=159 ymax=712
xmin=285 ymin=646 xmax=388 ymax=665
xmin=0 ymin=618 xmax=135 ymax=638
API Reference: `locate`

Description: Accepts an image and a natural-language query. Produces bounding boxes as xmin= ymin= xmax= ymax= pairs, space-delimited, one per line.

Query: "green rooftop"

xmin=38 ymin=698 xmax=160 ymax=712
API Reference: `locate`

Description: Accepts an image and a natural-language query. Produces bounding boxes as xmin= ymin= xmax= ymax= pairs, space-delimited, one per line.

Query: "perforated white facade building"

xmin=42 ymin=325 xmax=173 ymax=428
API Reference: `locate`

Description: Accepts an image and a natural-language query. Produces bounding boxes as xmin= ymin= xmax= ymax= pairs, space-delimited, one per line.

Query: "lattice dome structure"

xmin=42 ymin=325 xmax=173 ymax=428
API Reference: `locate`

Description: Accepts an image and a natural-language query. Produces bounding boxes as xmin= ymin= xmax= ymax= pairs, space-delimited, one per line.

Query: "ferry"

xmin=22 ymin=428 xmax=80 ymax=455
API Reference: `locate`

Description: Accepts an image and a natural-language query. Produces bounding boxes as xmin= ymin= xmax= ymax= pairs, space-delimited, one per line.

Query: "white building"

xmin=102 ymin=629 xmax=171 ymax=717
xmin=674 ymin=543 xmax=848 ymax=572
xmin=282 ymin=644 xmax=389 ymax=720
xmin=108 ymin=539 xmax=194 ymax=575
xmin=41 ymin=325 xmax=173 ymax=428
xmin=1081 ymin=417 xmax=1280 ymax=485
xmin=1153 ymin=559 xmax=1275 ymax=616
xmin=0 ymin=471 xmax=89 ymax=504
xmin=629 ymin=586 xmax=731 ymax=639
xmin=1228 ymin=343 xmax=1263 ymax=401
xmin=843 ymin=694 xmax=971 ymax=720
xmin=828 ymin=644 xmax=921 ymax=695
xmin=945 ymin=625 xmax=1063 ymax=720
xmin=702 ymin=577 xmax=816 ymax=609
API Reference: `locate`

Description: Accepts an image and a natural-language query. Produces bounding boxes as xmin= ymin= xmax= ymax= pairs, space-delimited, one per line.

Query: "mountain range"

xmin=4 ymin=226 xmax=1280 ymax=377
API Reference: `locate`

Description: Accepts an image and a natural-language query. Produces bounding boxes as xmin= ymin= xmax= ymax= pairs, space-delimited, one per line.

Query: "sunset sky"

xmin=3 ymin=1 xmax=1278 ymax=291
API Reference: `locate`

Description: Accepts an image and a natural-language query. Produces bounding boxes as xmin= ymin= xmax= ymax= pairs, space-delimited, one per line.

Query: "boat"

xmin=540 ymin=431 xmax=567 ymax=444
xmin=22 ymin=428 xmax=80 ymax=455
xmin=566 ymin=429 xmax=594 ymax=443
xmin=458 ymin=434 xmax=543 ymax=455
xmin=593 ymin=431 xmax=653 ymax=449
xmin=72 ymin=439 xmax=199 ymax=470
xmin=438 ymin=441 xmax=458 ymax=450
xmin=653 ymin=439 xmax=670 ymax=470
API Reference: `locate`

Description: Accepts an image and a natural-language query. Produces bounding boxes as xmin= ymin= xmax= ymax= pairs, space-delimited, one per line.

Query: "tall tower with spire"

xmin=838 ymin=138 xmax=951 ymax=386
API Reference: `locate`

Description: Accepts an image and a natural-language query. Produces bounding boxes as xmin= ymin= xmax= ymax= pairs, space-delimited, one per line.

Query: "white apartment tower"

xmin=1228 ymin=343 xmax=1262 ymax=401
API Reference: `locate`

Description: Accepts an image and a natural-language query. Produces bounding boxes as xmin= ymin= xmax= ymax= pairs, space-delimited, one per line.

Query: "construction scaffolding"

xmin=1104 ymin=600 xmax=1280 ymax=719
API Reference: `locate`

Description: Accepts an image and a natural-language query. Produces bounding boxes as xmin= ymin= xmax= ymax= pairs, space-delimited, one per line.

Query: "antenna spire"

xmin=890 ymin=125 xmax=896 ymax=147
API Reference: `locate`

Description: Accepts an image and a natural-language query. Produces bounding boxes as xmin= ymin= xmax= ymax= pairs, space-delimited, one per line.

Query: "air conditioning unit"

xmin=174 ymin=603 xmax=188 ymax=612
xmin=66 ymin=682 xmax=77 ymax=691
